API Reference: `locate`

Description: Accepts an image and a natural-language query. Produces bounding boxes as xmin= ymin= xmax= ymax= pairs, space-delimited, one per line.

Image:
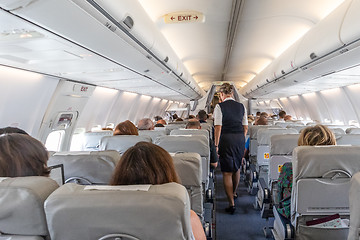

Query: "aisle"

xmin=215 ymin=170 xmax=273 ymax=240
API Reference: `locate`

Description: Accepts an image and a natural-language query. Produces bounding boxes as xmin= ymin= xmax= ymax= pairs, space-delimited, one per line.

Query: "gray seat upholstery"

xmin=99 ymin=135 xmax=152 ymax=153
xmin=155 ymin=135 xmax=210 ymax=189
xmin=200 ymin=123 xmax=213 ymax=139
xmin=165 ymin=124 xmax=186 ymax=135
xmin=346 ymin=128 xmax=360 ymax=134
xmin=138 ymin=129 xmax=166 ymax=143
xmin=81 ymin=131 xmax=113 ymax=151
xmin=286 ymin=125 xmax=306 ymax=133
xmin=249 ymin=125 xmax=279 ymax=157
xmin=330 ymin=127 xmax=346 ymax=135
xmin=0 ymin=177 xmax=59 ymax=239
xmin=170 ymin=129 xmax=210 ymax=143
xmin=336 ymin=134 xmax=360 ymax=146
xmin=44 ymin=182 xmax=193 ymax=240
xmin=287 ymin=146 xmax=360 ymax=239
xmin=269 ymin=134 xmax=299 ymax=182
xmin=48 ymin=151 xmax=120 ymax=185
xmin=348 ymin=171 xmax=360 ymax=240
xmin=172 ymin=153 xmax=203 ymax=219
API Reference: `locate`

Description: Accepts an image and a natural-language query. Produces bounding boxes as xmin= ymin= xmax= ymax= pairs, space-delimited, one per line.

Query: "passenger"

xmin=0 ymin=133 xmax=50 ymax=177
xmin=101 ymin=127 xmax=113 ymax=131
xmin=172 ymin=113 xmax=179 ymax=121
xmin=0 ymin=126 xmax=29 ymax=135
xmin=110 ymin=142 xmax=206 ymax=240
xmin=254 ymin=116 xmax=268 ymax=125
xmin=175 ymin=118 xmax=184 ymax=122
xmin=254 ymin=112 xmax=268 ymax=125
xmin=156 ymin=119 xmax=167 ymax=125
xmin=113 ymin=120 xmax=138 ymax=136
xmin=197 ymin=110 xmax=208 ymax=123
xmin=284 ymin=115 xmax=292 ymax=121
xmin=154 ymin=115 xmax=163 ymax=122
xmin=137 ymin=118 xmax=155 ymax=130
xmin=154 ymin=123 xmax=165 ymax=127
xmin=214 ymin=83 xmax=248 ymax=214
xmin=186 ymin=119 xmax=218 ymax=169
xmin=188 ymin=115 xmax=196 ymax=119
xmin=276 ymin=124 xmax=336 ymax=219
xmin=278 ymin=110 xmax=286 ymax=120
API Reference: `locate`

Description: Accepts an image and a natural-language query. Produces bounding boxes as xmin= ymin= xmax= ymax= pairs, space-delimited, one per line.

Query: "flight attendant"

xmin=214 ymin=83 xmax=248 ymax=214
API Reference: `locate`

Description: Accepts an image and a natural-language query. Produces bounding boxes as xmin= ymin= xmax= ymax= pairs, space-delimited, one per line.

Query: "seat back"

xmin=346 ymin=128 xmax=360 ymax=134
xmin=348 ymin=172 xmax=360 ymax=240
xmin=44 ymin=183 xmax=192 ymax=240
xmin=138 ymin=129 xmax=166 ymax=143
xmin=330 ymin=127 xmax=346 ymax=135
xmin=291 ymin=146 xmax=360 ymax=239
xmin=257 ymin=128 xmax=298 ymax=166
xmin=336 ymin=134 xmax=360 ymax=146
xmin=165 ymin=124 xmax=186 ymax=135
xmin=200 ymin=123 xmax=213 ymax=139
xmin=99 ymin=135 xmax=152 ymax=153
xmin=48 ymin=151 xmax=120 ymax=185
xmin=172 ymin=153 xmax=203 ymax=219
xmin=286 ymin=125 xmax=307 ymax=133
xmin=249 ymin=125 xmax=278 ymax=157
xmin=155 ymin=135 xmax=210 ymax=188
xmin=269 ymin=134 xmax=299 ymax=182
xmin=81 ymin=131 xmax=113 ymax=151
xmin=170 ymin=129 xmax=210 ymax=143
xmin=0 ymin=177 xmax=58 ymax=238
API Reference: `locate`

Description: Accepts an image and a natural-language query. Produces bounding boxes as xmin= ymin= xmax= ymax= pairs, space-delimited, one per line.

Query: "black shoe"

xmin=225 ymin=206 xmax=236 ymax=214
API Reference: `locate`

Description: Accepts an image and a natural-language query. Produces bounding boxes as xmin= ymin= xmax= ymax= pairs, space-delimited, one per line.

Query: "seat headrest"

xmin=49 ymin=151 xmax=120 ymax=184
xmin=270 ymin=134 xmax=299 ymax=155
xmin=0 ymin=177 xmax=58 ymax=236
xmin=336 ymin=134 xmax=360 ymax=146
xmin=82 ymin=131 xmax=113 ymax=150
xmin=165 ymin=124 xmax=186 ymax=135
xmin=170 ymin=129 xmax=209 ymax=140
xmin=257 ymin=128 xmax=298 ymax=145
xmin=155 ymin=135 xmax=209 ymax=157
xmin=346 ymin=128 xmax=360 ymax=134
xmin=172 ymin=153 xmax=202 ymax=186
xmin=292 ymin=146 xmax=360 ymax=180
xmin=138 ymin=129 xmax=166 ymax=141
xmin=44 ymin=183 xmax=192 ymax=240
xmin=330 ymin=128 xmax=346 ymax=135
xmin=99 ymin=135 xmax=152 ymax=153
xmin=249 ymin=125 xmax=280 ymax=139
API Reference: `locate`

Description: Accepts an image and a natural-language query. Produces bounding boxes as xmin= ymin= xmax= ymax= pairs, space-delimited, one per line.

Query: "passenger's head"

xmin=219 ymin=83 xmax=233 ymax=101
xmin=175 ymin=118 xmax=183 ymax=122
xmin=137 ymin=118 xmax=154 ymax=130
xmin=172 ymin=114 xmax=178 ymax=120
xmin=197 ymin=110 xmax=207 ymax=121
xmin=284 ymin=115 xmax=292 ymax=121
xmin=154 ymin=116 xmax=163 ymax=122
xmin=156 ymin=119 xmax=166 ymax=125
xmin=154 ymin=123 xmax=165 ymax=127
xmin=256 ymin=111 xmax=261 ymax=117
xmin=0 ymin=133 xmax=50 ymax=177
xmin=188 ymin=115 xmax=196 ymax=119
xmin=113 ymin=120 xmax=138 ymax=136
xmin=260 ymin=112 xmax=268 ymax=118
xmin=279 ymin=110 xmax=286 ymax=119
xmin=0 ymin=127 xmax=28 ymax=135
xmin=298 ymin=125 xmax=336 ymax=146
xmin=110 ymin=142 xmax=179 ymax=185
xmin=186 ymin=119 xmax=201 ymax=129
xmin=255 ymin=116 xmax=268 ymax=125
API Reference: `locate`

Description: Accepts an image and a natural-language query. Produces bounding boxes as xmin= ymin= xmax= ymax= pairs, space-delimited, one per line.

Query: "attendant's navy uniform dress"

xmin=215 ymin=99 xmax=246 ymax=172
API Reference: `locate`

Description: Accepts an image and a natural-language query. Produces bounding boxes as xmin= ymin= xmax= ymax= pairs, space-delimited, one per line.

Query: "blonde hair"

xmin=219 ymin=83 xmax=233 ymax=95
xmin=298 ymin=125 xmax=336 ymax=146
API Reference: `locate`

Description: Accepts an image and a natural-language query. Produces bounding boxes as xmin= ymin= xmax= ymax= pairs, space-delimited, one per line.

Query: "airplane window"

xmin=45 ymin=130 xmax=65 ymax=152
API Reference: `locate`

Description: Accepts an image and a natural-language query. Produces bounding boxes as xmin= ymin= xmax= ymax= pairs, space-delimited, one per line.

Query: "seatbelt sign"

xmin=278 ymin=165 xmax=283 ymax=173
xmin=164 ymin=11 xmax=204 ymax=24
xmin=264 ymin=153 xmax=270 ymax=159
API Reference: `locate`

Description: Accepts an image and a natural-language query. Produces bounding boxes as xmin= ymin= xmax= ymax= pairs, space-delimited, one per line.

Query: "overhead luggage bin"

xmin=340 ymin=0 xmax=360 ymax=45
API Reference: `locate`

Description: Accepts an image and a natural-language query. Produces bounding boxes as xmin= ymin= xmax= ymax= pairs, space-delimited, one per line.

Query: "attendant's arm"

xmin=214 ymin=125 xmax=222 ymax=148
xmin=243 ymin=125 xmax=248 ymax=137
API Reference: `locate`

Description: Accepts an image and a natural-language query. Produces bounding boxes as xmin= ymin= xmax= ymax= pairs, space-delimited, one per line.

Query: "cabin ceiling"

xmin=0 ymin=0 xmax=352 ymax=102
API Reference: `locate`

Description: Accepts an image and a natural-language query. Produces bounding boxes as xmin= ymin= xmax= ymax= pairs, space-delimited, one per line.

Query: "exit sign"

xmin=164 ymin=11 xmax=204 ymax=24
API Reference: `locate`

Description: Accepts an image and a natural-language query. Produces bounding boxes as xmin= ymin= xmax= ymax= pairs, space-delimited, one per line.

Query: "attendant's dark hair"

xmin=110 ymin=142 xmax=179 ymax=185
xmin=0 ymin=133 xmax=50 ymax=177
xmin=219 ymin=83 xmax=233 ymax=95
xmin=113 ymin=120 xmax=138 ymax=136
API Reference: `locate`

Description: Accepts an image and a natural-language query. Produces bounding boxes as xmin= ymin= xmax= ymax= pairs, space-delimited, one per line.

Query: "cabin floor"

xmin=215 ymin=169 xmax=274 ymax=240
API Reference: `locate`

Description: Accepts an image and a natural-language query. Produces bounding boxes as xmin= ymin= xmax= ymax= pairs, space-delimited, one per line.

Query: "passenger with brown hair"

xmin=113 ymin=120 xmax=138 ymax=136
xmin=0 ymin=133 xmax=50 ymax=177
xmin=0 ymin=126 xmax=29 ymax=135
xmin=278 ymin=110 xmax=286 ymax=120
xmin=138 ymin=118 xmax=155 ymax=130
xmin=110 ymin=142 xmax=206 ymax=240
xmin=156 ymin=119 xmax=167 ymax=126
xmin=276 ymin=125 xmax=336 ymax=219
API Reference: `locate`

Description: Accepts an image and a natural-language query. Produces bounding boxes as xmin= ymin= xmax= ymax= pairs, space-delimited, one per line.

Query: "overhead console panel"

xmin=0 ymin=0 xmax=204 ymax=100
xmin=241 ymin=0 xmax=360 ymax=99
